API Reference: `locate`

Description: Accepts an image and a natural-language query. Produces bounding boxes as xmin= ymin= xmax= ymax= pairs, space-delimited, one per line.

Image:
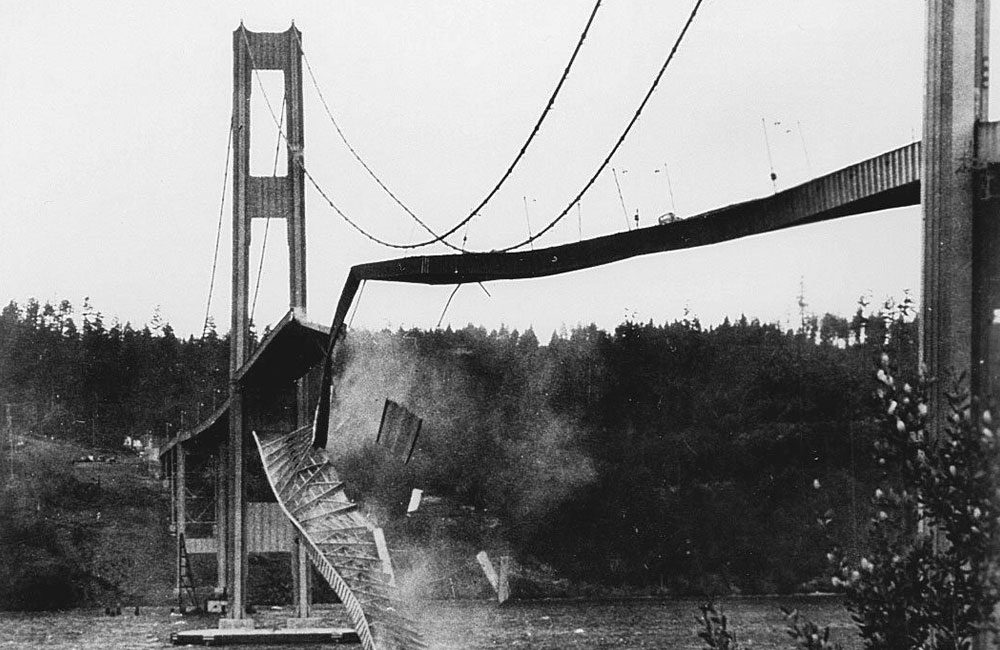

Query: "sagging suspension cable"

xmin=241 ymin=29 xmax=461 ymax=253
xmin=308 ymin=0 xmax=704 ymax=254
xmin=250 ymin=93 xmax=287 ymax=323
xmin=202 ymin=110 xmax=235 ymax=338
xmin=292 ymin=1 xmax=602 ymax=250
xmin=254 ymin=0 xmax=702 ymax=255
xmin=293 ymin=31 xmax=454 ymax=249
xmin=488 ymin=0 xmax=706 ymax=253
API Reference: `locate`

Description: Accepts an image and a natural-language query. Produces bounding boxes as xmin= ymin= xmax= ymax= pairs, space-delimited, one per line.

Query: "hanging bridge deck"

xmin=352 ymin=141 xmax=920 ymax=286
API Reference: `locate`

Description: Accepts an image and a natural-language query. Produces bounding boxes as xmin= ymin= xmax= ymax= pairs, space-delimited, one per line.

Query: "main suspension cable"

xmin=293 ymin=30 xmax=447 ymax=247
xmin=246 ymin=0 xmax=703 ymax=255
xmin=488 ymin=0 xmax=706 ymax=253
xmin=242 ymin=29 xmax=463 ymax=251
xmin=294 ymin=1 xmax=602 ymax=250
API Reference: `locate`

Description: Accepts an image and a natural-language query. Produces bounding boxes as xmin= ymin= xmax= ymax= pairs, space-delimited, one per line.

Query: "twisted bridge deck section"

xmin=253 ymin=427 xmax=426 ymax=650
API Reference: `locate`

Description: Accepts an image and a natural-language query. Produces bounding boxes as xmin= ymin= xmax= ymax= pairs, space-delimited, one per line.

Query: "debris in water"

xmin=477 ymin=551 xmax=499 ymax=591
xmin=476 ymin=551 xmax=510 ymax=604
xmin=407 ymin=488 xmax=423 ymax=514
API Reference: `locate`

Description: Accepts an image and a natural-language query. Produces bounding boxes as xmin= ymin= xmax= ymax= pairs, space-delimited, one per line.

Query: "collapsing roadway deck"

xmin=254 ymin=427 xmax=424 ymax=649
xmin=162 ymin=322 xmax=427 ymax=648
xmin=312 ymin=141 xmax=920 ymax=442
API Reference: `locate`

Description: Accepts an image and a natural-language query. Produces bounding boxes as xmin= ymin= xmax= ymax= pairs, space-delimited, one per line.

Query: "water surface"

xmin=0 ymin=596 xmax=859 ymax=649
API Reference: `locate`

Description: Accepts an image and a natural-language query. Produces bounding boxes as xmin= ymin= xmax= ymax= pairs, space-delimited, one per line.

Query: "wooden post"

xmin=497 ymin=556 xmax=510 ymax=605
xmin=290 ymin=534 xmax=311 ymax=618
xmin=214 ymin=444 xmax=228 ymax=596
xmin=175 ymin=444 xmax=187 ymax=597
xmin=292 ymin=375 xmax=312 ymax=617
xmin=168 ymin=452 xmax=176 ymax=531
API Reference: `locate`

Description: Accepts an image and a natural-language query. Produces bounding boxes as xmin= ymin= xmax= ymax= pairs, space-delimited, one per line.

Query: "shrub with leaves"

xmin=831 ymin=355 xmax=1000 ymax=649
xmin=781 ymin=607 xmax=843 ymax=650
xmin=698 ymin=601 xmax=741 ymax=649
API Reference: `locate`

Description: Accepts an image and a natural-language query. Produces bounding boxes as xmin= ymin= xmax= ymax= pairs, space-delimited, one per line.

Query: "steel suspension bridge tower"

xmin=225 ymin=22 xmax=309 ymax=624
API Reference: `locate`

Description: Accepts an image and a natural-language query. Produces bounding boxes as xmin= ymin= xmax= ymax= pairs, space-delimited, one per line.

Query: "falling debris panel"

xmin=376 ymin=399 xmax=422 ymax=464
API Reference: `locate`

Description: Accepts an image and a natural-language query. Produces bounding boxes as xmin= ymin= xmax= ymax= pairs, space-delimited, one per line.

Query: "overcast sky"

xmin=1 ymin=2 xmax=981 ymax=338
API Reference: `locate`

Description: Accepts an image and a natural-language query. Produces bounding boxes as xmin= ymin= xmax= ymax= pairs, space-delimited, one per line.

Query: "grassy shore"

xmin=0 ymin=431 xmax=173 ymax=610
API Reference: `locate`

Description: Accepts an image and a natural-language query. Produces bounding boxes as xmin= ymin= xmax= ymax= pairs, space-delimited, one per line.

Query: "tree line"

xmin=0 ymin=298 xmax=229 ymax=446
xmin=333 ymin=303 xmax=917 ymax=595
xmin=0 ymin=296 xmax=918 ymax=595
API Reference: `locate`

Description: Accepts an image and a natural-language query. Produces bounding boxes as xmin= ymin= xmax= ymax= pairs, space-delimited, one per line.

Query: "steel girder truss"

xmin=253 ymin=426 xmax=426 ymax=650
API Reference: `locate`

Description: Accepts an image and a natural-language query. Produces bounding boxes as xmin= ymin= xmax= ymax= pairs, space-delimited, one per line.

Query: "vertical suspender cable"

xmin=347 ymin=279 xmax=367 ymax=330
xmin=202 ymin=112 xmax=235 ymax=338
xmin=437 ymin=285 xmax=463 ymax=328
xmin=664 ymin=162 xmax=677 ymax=213
xmin=797 ymin=120 xmax=813 ymax=177
xmin=612 ymin=167 xmax=631 ymax=230
xmin=523 ymin=197 xmax=535 ymax=250
xmin=250 ymin=93 xmax=287 ymax=324
xmin=761 ymin=117 xmax=778 ymax=193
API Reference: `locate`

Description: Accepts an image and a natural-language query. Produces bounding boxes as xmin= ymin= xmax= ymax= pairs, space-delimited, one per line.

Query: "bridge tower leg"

xmin=921 ymin=1 xmax=990 ymax=423
xmin=922 ymin=3 xmax=998 ymax=647
xmin=225 ymin=22 xmax=308 ymax=626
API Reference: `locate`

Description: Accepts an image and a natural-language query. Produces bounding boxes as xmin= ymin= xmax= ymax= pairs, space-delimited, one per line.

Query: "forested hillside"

xmin=0 ymin=299 xmax=229 ymax=446
xmin=330 ymin=304 xmax=918 ymax=595
xmin=0 ymin=297 xmax=918 ymax=600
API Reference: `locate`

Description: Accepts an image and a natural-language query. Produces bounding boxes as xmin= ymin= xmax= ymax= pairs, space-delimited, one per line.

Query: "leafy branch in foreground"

xmin=698 ymin=602 xmax=741 ymax=649
xmin=698 ymin=346 xmax=1000 ymax=650
xmin=696 ymin=603 xmax=844 ymax=650
xmin=781 ymin=607 xmax=843 ymax=650
xmin=831 ymin=355 xmax=1000 ymax=649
